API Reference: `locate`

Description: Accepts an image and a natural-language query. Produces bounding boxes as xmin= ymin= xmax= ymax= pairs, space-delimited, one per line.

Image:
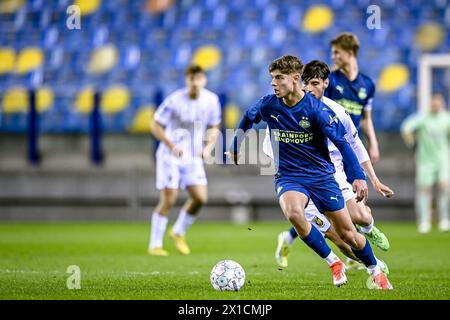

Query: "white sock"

xmin=359 ymin=217 xmax=374 ymax=234
xmin=324 ymin=251 xmax=340 ymax=266
xmin=149 ymin=212 xmax=169 ymax=249
xmin=285 ymin=231 xmax=296 ymax=245
xmin=367 ymin=264 xmax=382 ymax=277
xmin=172 ymin=209 xmax=197 ymax=236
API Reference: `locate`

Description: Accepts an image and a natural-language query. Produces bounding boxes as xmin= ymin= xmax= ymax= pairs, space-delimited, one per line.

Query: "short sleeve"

xmin=401 ymin=113 xmax=423 ymax=133
xmin=153 ymin=96 xmax=173 ymax=126
xmin=312 ymin=102 xmax=347 ymax=139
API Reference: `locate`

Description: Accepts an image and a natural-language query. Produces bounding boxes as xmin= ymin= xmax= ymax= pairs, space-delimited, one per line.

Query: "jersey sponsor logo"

xmin=358 ymin=88 xmax=368 ymax=100
xmin=299 ymin=116 xmax=310 ymax=129
xmin=271 ymin=114 xmax=281 ymax=122
xmin=336 ymin=85 xmax=344 ymax=94
xmin=273 ymin=130 xmax=314 ymax=144
xmin=336 ymin=99 xmax=363 ymax=116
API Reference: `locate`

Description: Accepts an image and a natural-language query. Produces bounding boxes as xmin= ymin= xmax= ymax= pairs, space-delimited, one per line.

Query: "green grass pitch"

xmin=0 ymin=221 xmax=449 ymax=300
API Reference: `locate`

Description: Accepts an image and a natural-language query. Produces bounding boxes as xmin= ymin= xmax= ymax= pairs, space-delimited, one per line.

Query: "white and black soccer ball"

xmin=210 ymin=260 xmax=245 ymax=291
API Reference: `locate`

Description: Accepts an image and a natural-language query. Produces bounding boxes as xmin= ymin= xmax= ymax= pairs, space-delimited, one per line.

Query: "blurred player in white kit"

xmin=148 ymin=65 xmax=222 ymax=256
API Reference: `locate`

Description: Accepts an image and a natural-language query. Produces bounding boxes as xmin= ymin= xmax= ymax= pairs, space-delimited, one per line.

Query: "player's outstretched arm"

xmin=361 ymin=160 xmax=394 ymax=198
xmin=227 ymin=112 xmax=255 ymax=165
xmin=227 ymin=97 xmax=266 ymax=165
xmin=400 ymin=113 xmax=422 ymax=148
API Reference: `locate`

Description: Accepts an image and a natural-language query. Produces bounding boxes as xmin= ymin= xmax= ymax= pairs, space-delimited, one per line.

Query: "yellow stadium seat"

xmin=37 ymin=87 xmax=54 ymax=112
xmin=302 ymin=5 xmax=334 ymax=33
xmin=88 ymin=44 xmax=118 ymax=74
xmin=2 ymin=87 xmax=28 ymax=113
xmin=415 ymin=23 xmax=445 ymax=51
xmin=101 ymin=85 xmax=130 ymax=114
xmin=224 ymin=104 xmax=240 ymax=128
xmin=74 ymin=0 xmax=101 ymax=16
xmin=0 ymin=0 xmax=25 ymax=14
xmin=129 ymin=105 xmax=156 ymax=133
xmin=378 ymin=64 xmax=409 ymax=92
xmin=1 ymin=86 xmax=53 ymax=113
xmin=0 ymin=48 xmax=15 ymax=75
xmin=192 ymin=45 xmax=221 ymax=70
xmin=15 ymin=47 xmax=44 ymax=74
xmin=75 ymin=87 xmax=95 ymax=113
xmin=75 ymin=85 xmax=130 ymax=114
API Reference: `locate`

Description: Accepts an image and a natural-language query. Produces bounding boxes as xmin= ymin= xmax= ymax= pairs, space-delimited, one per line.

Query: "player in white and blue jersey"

xmin=325 ymin=33 xmax=389 ymax=269
xmin=227 ymin=56 xmax=392 ymax=289
xmin=269 ymin=61 xmax=393 ymax=286
xmin=148 ymin=65 xmax=221 ymax=257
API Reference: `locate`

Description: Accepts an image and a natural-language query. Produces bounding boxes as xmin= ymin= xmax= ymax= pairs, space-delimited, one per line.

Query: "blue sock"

xmin=351 ymin=240 xmax=377 ymax=267
xmin=289 ymin=226 xmax=298 ymax=239
xmin=300 ymin=225 xmax=331 ymax=259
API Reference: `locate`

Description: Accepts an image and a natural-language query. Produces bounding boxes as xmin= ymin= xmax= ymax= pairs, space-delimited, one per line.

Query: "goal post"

xmin=418 ymin=53 xmax=450 ymax=112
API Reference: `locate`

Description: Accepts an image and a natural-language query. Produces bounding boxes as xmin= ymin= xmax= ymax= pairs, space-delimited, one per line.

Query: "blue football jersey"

xmin=324 ymin=70 xmax=375 ymax=130
xmin=231 ymin=93 xmax=365 ymax=183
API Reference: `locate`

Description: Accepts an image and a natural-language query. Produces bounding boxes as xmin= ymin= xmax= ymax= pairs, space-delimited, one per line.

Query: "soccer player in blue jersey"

xmin=272 ymin=61 xmax=393 ymax=285
xmin=227 ymin=55 xmax=392 ymax=289
xmin=326 ymin=32 xmax=379 ymax=164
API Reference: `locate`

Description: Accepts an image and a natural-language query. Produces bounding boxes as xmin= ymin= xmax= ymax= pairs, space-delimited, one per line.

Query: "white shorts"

xmin=156 ymin=154 xmax=207 ymax=190
xmin=304 ymin=166 xmax=356 ymax=235
xmin=334 ymin=165 xmax=357 ymax=203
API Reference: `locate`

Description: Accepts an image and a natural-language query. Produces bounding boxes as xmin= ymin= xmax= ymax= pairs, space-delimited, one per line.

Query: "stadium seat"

xmin=378 ymin=64 xmax=410 ymax=93
xmin=74 ymin=0 xmax=101 ymax=16
xmin=101 ymin=85 xmax=130 ymax=114
xmin=87 ymin=44 xmax=118 ymax=74
xmin=0 ymin=48 xmax=15 ymax=75
xmin=1 ymin=86 xmax=53 ymax=113
xmin=302 ymin=5 xmax=334 ymax=33
xmin=129 ymin=105 xmax=155 ymax=133
xmin=15 ymin=47 xmax=44 ymax=74
xmin=192 ymin=45 xmax=222 ymax=71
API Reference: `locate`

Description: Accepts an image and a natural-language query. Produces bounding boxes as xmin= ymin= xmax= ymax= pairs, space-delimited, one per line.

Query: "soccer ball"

xmin=210 ymin=260 xmax=245 ymax=291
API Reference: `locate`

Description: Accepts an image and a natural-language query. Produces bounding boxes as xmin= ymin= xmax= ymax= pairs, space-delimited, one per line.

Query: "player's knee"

xmin=359 ymin=208 xmax=372 ymax=226
xmin=352 ymin=205 xmax=372 ymax=226
xmin=192 ymin=193 xmax=208 ymax=206
xmin=285 ymin=205 xmax=305 ymax=223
